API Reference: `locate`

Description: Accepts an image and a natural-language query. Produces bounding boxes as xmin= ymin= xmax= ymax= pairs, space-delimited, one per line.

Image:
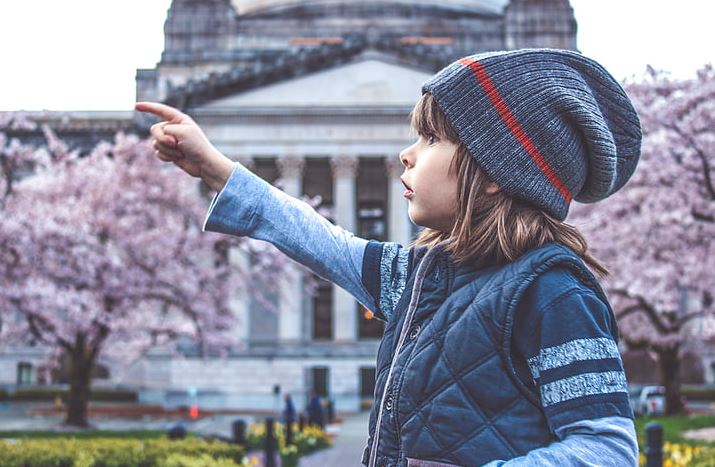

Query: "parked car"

xmin=636 ymin=386 xmax=665 ymax=416
xmin=627 ymin=385 xmax=644 ymax=415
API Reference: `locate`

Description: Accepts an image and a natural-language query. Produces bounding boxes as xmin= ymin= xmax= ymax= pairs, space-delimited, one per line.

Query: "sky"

xmin=0 ymin=0 xmax=713 ymax=111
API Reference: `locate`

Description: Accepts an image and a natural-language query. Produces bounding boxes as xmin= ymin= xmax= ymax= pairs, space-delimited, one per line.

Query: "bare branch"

xmin=664 ymin=121 xmax=715 ymax=200
xmin=26 ymin=313 xmax=73 ymax=352
xmin=612 ymin=288 xmax=672 ymax=334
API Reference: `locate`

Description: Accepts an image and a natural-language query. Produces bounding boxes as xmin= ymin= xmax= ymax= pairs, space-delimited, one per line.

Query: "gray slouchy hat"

xmin=422 ymin=48 xmax=642 ymax=220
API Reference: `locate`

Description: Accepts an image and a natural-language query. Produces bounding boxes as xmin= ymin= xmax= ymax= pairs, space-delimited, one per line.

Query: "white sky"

xmin=0 ymin=0 xmax=713 ymax=111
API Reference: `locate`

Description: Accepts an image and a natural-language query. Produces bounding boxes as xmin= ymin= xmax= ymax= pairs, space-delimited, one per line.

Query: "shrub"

xmin=0 ymin=437 xmax=245 ymax=466
xmin=638 ymin=442 xmax=705 ymax=466
xmin=244 ymin=420 xmax=331 ymax=466
xmin=159 ymin=453 xmax=242 ymax=467
xmin=279 ymin=444 xmax=300 ymax=467
xmin=682 ymin=386 xmax=715 ymax=402
xmin=0 ymin=430 xmax=167 ymax=440
xmin=691 ymin=446 xmax=715 ymax=467
xmin=3 ymin=387 xmax=137 ymax=402
xmin=294 ymin=425 xmax=331 ymax=454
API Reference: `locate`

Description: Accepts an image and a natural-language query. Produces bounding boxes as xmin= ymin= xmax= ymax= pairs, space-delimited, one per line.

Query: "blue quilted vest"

xmin=361 ymin=243 xmax=611 ymax=467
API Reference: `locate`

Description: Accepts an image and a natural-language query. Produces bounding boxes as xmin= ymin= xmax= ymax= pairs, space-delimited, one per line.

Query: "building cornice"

xmin=163 ymin=44 xmax=448 ymax=110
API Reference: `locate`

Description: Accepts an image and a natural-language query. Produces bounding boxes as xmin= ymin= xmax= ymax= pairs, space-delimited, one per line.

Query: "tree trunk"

xmin=63 ymin=338 xmax=95 ymax=427
xmin=657 ymin=344 xmax=685 ymax=415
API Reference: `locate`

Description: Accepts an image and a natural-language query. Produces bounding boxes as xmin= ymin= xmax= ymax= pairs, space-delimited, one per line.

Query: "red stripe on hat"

xmin=457 ymin=57 xmax=572 ymax=203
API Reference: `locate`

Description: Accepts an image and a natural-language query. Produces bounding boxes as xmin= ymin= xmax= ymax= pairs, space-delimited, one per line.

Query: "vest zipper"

xmin=368 ymin=247 xmax=440 ymax=467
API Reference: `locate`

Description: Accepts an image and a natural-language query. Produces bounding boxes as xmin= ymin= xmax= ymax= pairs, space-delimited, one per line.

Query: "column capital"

xmin=331 ymin=155 xmax=359 ymax=178
xmin=385 ymin=157 xmax=404 ymax=179
xmin=276 ymin=154 xmax=305 ymax=179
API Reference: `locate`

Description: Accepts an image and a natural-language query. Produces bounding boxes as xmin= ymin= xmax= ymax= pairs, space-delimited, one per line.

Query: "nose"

xmin=399 ymin=145 xmax=413 ymax=169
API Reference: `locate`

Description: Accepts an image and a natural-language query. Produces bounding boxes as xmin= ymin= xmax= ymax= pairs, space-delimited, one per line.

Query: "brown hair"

xmin=410 ymin=93 xmax=609 ymax=278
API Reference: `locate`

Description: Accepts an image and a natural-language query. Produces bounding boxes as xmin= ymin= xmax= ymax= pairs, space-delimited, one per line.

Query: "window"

xmin=358 ymin=203 xmax=386 ymax=240
xmin=312 ymin=276 xmax=333 ymax=340
xmin=311 ymin=367 xmax=329 ymax=397
xmin=303 ymin=157 xmax=334 ymax=220
xmin=249 ymin=250 xmax=279 ymax=346
xmin=17 ymin=362 xmax=32 ymax=386
xmin=357 ymin=157 xmax=388 ymax=241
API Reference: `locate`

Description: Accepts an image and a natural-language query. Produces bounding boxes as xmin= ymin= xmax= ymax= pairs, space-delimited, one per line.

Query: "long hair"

xmin=411 ymin=93 xmax=609 ymax=277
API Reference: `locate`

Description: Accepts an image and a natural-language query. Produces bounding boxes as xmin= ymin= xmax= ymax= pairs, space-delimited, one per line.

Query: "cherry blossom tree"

xmin=571 ymin=65 xmax=715 ymax=414
xmin=0 ymin=118 xmax=293 ymax=427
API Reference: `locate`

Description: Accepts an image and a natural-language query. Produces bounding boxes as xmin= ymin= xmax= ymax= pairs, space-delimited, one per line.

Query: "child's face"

xmin=399 ymin=133 xmax=459 ymax=232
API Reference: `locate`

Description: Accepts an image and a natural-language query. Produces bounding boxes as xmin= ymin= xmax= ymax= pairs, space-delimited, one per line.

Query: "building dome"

xmin=151 ymin=0 xmax=577 ymax=105
xmin=504 ymin=0 xmax=577 ymax=49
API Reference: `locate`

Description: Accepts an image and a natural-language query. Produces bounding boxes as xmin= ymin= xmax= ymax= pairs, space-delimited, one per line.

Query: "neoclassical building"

xmin=1 ymin=0 xmax=578 ymax=411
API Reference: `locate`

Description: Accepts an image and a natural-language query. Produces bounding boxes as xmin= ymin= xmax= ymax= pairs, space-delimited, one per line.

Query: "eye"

xmin=426 ymin=133 xmax=439 ymax=145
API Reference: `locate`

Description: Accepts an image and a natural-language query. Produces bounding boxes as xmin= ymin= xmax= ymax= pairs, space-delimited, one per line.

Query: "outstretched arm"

xmin=136 ymin=102 xmax=410 ymax=319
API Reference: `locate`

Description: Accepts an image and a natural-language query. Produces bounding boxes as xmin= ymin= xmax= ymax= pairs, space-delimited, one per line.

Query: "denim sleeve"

xmin=482 ymin=416 xmax=638 ymax=466
xmin=513 ymin=268 xmax=633 ymax=431
xmin=202 ymin=162 xmax=378 ymax=312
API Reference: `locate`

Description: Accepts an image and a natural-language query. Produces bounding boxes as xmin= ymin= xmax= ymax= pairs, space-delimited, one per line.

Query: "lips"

xmin=401 ymin=178 xmax=414 ymax=198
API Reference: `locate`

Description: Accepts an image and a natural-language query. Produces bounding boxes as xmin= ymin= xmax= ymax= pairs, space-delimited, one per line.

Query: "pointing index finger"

xmin=135 ymin=102 xmax=185 ymax=122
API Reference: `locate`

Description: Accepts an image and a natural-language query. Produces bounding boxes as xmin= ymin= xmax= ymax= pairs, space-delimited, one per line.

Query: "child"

xmin=137 ymin=48 xmax=641 ymax=466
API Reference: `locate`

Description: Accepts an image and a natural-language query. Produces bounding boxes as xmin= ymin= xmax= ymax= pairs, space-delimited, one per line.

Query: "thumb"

xmin=154 ymin=121 xmax=178 ymax=147
xmin=162 ymin=123 xmax=192 ymax=141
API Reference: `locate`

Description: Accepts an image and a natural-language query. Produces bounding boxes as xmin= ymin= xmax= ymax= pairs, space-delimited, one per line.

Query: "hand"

xmin=135 ymin=102 xmax=234 ymax=191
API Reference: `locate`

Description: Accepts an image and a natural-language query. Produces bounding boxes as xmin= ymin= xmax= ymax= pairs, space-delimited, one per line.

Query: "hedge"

xmin=682 ymin=386 xmax=715 ymax=402
xmin=0 ymin=430 xmax=167 ymax=440
xmin=0 ymin=437 xmax=245 ymax=466
xmin=0 ymin=387 xmax=137 ymax=402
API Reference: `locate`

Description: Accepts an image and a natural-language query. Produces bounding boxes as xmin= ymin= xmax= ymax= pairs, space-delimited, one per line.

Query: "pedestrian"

xmin=283 ymin=393 xmax=296 ymax=427
xmin=306 ymin=391 xmax=324 ymax=429
xmin=137 ymin=48 xmax=641 ymax=466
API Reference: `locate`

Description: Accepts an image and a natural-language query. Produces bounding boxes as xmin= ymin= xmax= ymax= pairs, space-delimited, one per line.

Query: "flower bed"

xmin=0 ymin=437 xmax=246 ymax=466
xmin=246 ymin=421 xmax=332 ymax=467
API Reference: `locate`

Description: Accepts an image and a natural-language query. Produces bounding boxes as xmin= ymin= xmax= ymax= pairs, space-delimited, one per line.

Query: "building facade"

xmin=1 ymin=0 xmax=578 ymax=412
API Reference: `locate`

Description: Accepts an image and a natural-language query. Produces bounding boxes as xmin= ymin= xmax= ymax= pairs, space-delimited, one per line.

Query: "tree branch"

xmin=664 ymin=121 xmax=715 ymax=200
xmin=612 ymin=288 xmax=672 ymax=334
xmin=26 ymin=312 xmax=73 ymax=352
xmin=692 ymin=209 xmax=714 ymax=223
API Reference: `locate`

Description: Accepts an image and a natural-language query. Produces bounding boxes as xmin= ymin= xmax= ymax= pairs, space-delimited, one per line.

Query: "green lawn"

xmin=0 ymin=430 xmax=175 ymax=440
xmin=635 ymin=415 xmax=715 ymax=447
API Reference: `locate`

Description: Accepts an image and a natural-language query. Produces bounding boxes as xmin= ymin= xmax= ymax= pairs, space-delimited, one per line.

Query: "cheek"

xmin=432 ymin=177 xmax=459 ymax=205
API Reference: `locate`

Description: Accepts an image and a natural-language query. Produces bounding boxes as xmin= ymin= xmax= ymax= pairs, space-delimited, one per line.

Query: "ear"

xmin=485 ymin=182 xmax=500 ymax=194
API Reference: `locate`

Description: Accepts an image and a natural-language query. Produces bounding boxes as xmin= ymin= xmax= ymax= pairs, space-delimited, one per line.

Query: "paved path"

xmin=299 ymin=411 xmax=369 ymax=467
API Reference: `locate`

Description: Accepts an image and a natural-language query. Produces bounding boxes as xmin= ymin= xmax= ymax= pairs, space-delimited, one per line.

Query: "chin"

xmin=408 ymin=211 xmax=439 ymax=232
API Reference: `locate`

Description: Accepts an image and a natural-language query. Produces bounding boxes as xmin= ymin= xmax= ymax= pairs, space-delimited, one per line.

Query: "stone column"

xmin=386 ymin=157 xmax=411 ymax=245
xmin=228 ymin=246 xmax=251 ymax=343
xmin=276 ymin=155 xmax=306 ymax=343
xmin=226 ymin=154 xmax=254 ymax=347
xmin=330 ymin=155 xmax=359 ymax=343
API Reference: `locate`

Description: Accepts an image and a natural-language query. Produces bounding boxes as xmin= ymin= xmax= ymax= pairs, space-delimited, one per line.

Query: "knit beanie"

xmin=422 ymin=48 xmax=642 ymax=220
